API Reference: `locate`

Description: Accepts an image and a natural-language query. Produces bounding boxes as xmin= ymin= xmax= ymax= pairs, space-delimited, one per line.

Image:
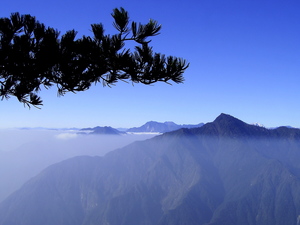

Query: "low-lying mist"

xmin=0 ymin=129 xmax=157 ymax=203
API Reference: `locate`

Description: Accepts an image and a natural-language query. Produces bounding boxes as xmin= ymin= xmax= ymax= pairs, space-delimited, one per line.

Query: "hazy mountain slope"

xmin=1 ymin=113 xmax=300 ymax=225
xmin=208 ymin=159 xmax=300 ymax=225
xmin=0 ymin=132 xmax=157 ymax=204
xmin=0 ymin=135 xmax=216 ymax=225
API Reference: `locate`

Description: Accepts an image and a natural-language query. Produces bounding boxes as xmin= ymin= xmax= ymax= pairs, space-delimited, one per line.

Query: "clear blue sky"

xmin=1 ymin=0 xmax=300 ymax=128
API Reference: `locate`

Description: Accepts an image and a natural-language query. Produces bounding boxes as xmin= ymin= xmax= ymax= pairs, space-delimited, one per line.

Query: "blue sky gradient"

xmin=1 ymin=0 xmax=300 ymax=128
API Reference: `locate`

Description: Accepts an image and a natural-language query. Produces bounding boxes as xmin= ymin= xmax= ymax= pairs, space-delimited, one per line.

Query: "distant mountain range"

xmin=79 ymin=126 xmax=125 ymax=135
xmin=79 ymin=121 xmax=204 ymax=135
xmin=126 ymin=121 xmax=204 ymax=133
xmin=1 ymin=113 xmax=300 ymax=225
xmin=18 ymin=122 xmax=297 ymax=133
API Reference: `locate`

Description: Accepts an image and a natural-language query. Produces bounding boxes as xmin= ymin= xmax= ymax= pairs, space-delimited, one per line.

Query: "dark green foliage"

xmin=0 ymin=8 xmax=189 ymax=107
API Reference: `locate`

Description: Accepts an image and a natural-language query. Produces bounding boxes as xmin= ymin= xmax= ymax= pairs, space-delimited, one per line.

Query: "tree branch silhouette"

xmin=0 ymin=8 xmax=189 ymax=108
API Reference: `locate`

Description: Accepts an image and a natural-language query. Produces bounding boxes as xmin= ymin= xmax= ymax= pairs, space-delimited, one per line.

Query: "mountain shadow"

xmin=1 ymin=113 xmax=300 ymax=225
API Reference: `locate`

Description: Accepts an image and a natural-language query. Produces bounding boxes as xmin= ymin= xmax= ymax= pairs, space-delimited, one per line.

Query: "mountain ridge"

xmin=126 ymin=121 xmax=204 ymax=133
xmin=1 ymin=113 xmax=300 ymax=225
xmin=177 ymin=113 xmax=300 ymax=140
xmin=79 ymin=126 xmax=125 ymax=135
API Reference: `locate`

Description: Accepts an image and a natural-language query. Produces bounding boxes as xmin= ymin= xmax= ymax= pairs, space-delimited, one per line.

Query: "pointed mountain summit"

xmin=206 ymin=113 xmax=300 ymax=139
xmin=188 ymin=113 xmax=269 ymax=138
xmin=213 ymin=113 xmax=244 ymax=125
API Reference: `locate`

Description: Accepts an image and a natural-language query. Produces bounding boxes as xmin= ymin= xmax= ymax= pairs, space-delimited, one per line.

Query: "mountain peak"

xmin=195 ymin=113 xmax=269 ymax=137
xmin=214 ymin=113 xmax=238 ymax=121
xmin=213 ymin=113 xmax=245 ymax=126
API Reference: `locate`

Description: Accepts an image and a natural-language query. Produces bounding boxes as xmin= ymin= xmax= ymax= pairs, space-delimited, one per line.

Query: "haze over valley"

xmin=0 ymin=120 xmax=204 ymax=203
xmin=1 ymin=114 xmax=300 ymax=225
xmin=0 ymin=128 xmax=159 ymax=203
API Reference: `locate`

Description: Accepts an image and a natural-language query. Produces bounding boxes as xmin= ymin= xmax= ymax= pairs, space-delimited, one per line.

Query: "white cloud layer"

xmin=55 ymin=132 xmax=78 ymax=140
